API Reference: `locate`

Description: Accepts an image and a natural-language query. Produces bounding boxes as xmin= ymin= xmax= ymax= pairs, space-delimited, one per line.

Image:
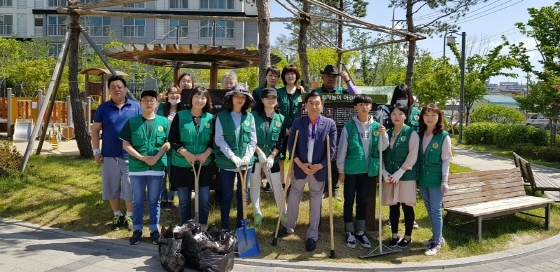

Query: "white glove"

xmin=382 ymin=169 xmax=391 ymax=183
xmin=257 ymin=150 xmax=267 ymax=164
xmin=390 ymin=168 xmax=406 ymax=184
xmin=230 ymin=155 xmax=242 ymax=168
xmin=241 ymin=156 xmax=252 ymax=166
xmin=441 ymin=182 xmax=449 ymax=194
xmin=266 ymin=156 xmax=274 ymax=169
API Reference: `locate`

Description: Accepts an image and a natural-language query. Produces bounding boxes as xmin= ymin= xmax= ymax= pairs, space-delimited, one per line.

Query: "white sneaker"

xmin=424 ymin=242 xmax=441 ymax=256
xmin=345 ymin=232 xmax=356 ymax=249
xmin=413 ymin=221 xmax=419 ymax=229
xmin=421 ymin=237 xmax=446 ymax=246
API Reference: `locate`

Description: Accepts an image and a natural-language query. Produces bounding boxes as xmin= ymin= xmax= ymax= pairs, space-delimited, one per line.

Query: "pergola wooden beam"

xmin=74 ymin=0 xmax=154 ymax=10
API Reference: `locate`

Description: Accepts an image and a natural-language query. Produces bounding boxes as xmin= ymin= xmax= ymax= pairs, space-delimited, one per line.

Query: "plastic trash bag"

xmin=158 ymin=224 xmax=185 ymax=272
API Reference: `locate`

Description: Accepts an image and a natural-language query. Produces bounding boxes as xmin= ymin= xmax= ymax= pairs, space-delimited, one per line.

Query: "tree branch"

xmin=412 ymin=2 xmax=429 ymax=15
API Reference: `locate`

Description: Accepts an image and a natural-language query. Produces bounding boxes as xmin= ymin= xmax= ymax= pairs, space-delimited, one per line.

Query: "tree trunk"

xmin=404 ymin=0 xmax=415 ymax=87
xmin=69 ymin=12 xmax=93 ymax=158
xmin=256 ymin=0 xmax=271 ymax=86
xmin=298 ymin=3 xmax=311 ymax=91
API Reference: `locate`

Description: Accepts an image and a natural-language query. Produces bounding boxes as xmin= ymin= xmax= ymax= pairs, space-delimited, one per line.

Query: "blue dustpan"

xmin=235 ymin=219 xmax=260 ymax=258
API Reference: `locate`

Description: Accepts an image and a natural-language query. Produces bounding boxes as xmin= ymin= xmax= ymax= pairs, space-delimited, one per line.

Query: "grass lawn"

xmin=0 ymin=155 xmax=559 ymax=263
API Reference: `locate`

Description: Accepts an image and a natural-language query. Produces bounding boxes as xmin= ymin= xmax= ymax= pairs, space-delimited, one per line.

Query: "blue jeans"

xmin=160 ymin=172 xmax=176 ymax=201
xmin=220 ymin=168 xmax=252 ymax=230
xmin=130 ymin=175 xmax=163 ymax=232
xmin=419 ymin=186 xmax=444 ymax=243
xmin=177 ymin=186 xmax=211 ymax=225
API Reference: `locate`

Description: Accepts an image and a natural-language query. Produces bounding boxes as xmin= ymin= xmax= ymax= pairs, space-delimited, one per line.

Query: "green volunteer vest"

xmin=407 ymin=107 xmax=421 ymax=132
xmin=127 ymin=115 xmax=168 ymax=172
xmin=418 ymin=131 xmax=448 ymax=188
xmin=343 ymin=120 xmax=380 ymax=175
xmin=171 ymin=110 xmax=213 ymax=168
xmin=313 ymin=86 xmax=344 ymax=94
xmin=384 ymin=125 xmax=418 ymax=181
xmin=214 ymin=111 xmax=256 ymax=169
xmin=277 ymin=87 xmax=302 ymax=132
xmin=252 ymin=111 xmax=285 ymax=163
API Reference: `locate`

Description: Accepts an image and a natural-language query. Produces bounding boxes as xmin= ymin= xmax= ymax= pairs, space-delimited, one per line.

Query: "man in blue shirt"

xmin=91 ymin=75 xmax=142 ymax=231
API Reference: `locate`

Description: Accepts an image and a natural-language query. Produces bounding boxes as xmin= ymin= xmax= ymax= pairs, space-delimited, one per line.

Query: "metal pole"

xmin=212 ymin=21 xmax=216 ymax=46
xmin=176 ymin=25 xmax=179 ymax=45
xmin=86 ymin=96 xmax=91 ymax=134
xmin=66 ymin=95 xmax=72 ymax=127
xmin=21 ymin=29 xmax=70 ymax=171
xmin=443 ymin=31 xmax=448 ymax=58
xmin=6 ymin=88 xmax=12 ymax=137
xmin=458 ymin=32 xmax=466 ymax=144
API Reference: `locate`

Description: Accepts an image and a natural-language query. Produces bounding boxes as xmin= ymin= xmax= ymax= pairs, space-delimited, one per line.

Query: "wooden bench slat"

xmin=444 ymin=189 xmax=526 ymax=204
xmin=448 ymin=168 xmax=520 ymax=179
xmin=514 ymin=152 xmax=560 ymax=195
xmin=445 ymin=191 xmax=526 ymax=208
xmin=446 ymin=196 xmax=552 ymax=217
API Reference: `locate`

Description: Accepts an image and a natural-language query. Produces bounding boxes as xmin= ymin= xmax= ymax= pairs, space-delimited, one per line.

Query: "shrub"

xmin=493 ymin=124 xmax=548 ymax=148
xmin=470 ymin=104 xmax=525 ymax=124
xmin=463 ymin=122 xmax=500 ymax=145
xmin=0 ymin=141 xmax=23 ymax=177
xmin=513 ymin=143 xmax=560 ymax=163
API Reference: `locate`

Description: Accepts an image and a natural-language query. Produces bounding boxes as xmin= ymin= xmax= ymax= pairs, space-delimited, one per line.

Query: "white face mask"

xmin=396 ymin=99 xmax=408 ymax=107
xmin=168 ymin=99 xmax=180 ymax=105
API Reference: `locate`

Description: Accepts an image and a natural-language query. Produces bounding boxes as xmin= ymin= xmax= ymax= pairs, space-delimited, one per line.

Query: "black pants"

xmin=343 ymin=173 xmax=372 ymax=224
xmin=390 ymin=203 xmax=415 ymax=236
xmin=324 ymin=160 xmax=340 ymax=193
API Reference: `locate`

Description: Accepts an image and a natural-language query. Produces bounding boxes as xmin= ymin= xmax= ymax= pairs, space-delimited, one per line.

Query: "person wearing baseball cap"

xmin=313 ymin=65 xmax=357 ymax=95
xmin=119 ymin=90 xmax=170 ymax=245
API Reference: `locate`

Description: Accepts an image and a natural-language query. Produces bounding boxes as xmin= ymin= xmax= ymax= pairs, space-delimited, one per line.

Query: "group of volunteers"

xmin=91 ymin=64 xmax=451 ymax=257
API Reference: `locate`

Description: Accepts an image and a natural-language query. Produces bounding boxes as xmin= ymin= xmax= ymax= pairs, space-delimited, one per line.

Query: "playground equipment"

xmin=13 ymin=118 xmax=33 ymax=142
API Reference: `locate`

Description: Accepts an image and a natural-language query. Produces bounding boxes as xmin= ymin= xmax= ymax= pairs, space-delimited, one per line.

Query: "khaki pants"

xmin=284 ymin=174 xmax=325 ymax=241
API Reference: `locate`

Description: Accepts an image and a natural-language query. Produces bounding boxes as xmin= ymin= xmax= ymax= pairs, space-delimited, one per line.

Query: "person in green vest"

xmin=249 ymin=88 xmax=286 ymax=226
xmin=313 ymin=64 xmax=357 ymax=94
xmin=156 ymin=85 xmax=181 ymax=212
xmin=417 ymin=103 xmax=452 ymax=256
xmin=119 ymin=90 xmax=170 ymax=245
xmin=389 ymin=83 xmax=421 ymax=132
xmin=214 ymin=84 xmax=257 ymax=232
xmin=252 ymin=66 xmax=280 ymax=103
xmin=276 ymin=64 xmax=305 ymax=191
xmin=336 ymin=95 xmax=389 ymax=249
xmin=167 ymin=87 xmax=214 ymax=231
xmin=382 ymin=103 xmax=420 ymax=249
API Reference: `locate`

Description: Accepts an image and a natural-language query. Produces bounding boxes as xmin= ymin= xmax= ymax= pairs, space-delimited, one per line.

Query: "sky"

xmin=268 ymin=0 xmax=557 ymax=85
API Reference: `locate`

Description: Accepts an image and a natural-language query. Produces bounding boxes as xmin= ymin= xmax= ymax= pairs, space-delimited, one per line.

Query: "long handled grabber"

xmin=360 ymin=105 xmax=401 ymax=258
xmin=235 ymin=164 xmax=260 ymax=258
xmin=189 ymin=162 xmax=203 ymax=224
xmin=272 ymin=130 xmax=299 ymax=246
xmin=327 ymin=135 xmax=335 ymax=258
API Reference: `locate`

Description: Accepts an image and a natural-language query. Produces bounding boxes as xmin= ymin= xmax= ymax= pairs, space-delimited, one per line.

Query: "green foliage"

xmin=463 ymin=122 xmax=500 ymax=145
xmin=413 ymin=52 xmax=459 ymax=106
xmin=514 ymin=79 xmax=560 ymax=120
xmin=470 ymin=104 xmax=525 ymax=124
xmin=513 ymin=144 xmax=560 ymax=163
xmin=0 ymin=141 xmax=22 ymax=177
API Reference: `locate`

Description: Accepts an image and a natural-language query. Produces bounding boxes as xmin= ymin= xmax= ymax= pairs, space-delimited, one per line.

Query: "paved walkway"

xmin=2 ymin=142 xmax=560 ymax=271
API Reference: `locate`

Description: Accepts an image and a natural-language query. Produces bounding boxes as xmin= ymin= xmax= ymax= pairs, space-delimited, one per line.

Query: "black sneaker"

xmin=129 ymin=230 xmax=142 ymax=245
xmin=355 ymin=233 xmax=371 ymax=248
xmin=165 ymin=201 xmax=174 ymax=211
xmin=150 ymin=231 xmax=160 ymax=245
xmin=397 ymin=238 xmax=411 ymax=249
xmin=388 ymin=236 xmax=400 ymax=247
xmin=345 ymin=232 xmax=356 ymax=249
xmin=277 ymin=226 xmax=289 ymax=238
xmin=111 ymin=215 xmax=124 ymax=231
xmin=305 ymin=238 xmax=316 ymax=252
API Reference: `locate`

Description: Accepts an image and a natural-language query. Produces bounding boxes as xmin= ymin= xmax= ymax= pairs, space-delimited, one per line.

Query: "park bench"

xmin=443 ymin=168 xmax=553 ymax=243
xmin=513 ymin=152 xmax=560 ymax=196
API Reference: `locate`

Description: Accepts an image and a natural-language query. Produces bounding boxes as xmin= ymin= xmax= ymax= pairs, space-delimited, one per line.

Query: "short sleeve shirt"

xmin=93 ymin=98 xmax=142 ymax=158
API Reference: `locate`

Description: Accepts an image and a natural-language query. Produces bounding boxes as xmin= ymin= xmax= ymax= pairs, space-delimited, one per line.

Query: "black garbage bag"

xmin=158 ymin=224 xmax=185 ymax=272
xmin=180 ymin=221 xmax=236 ymax=272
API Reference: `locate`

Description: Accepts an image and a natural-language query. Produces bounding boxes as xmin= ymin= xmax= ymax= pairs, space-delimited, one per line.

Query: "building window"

xmin=169 ymin=20 xmax=188 ymax=38
xmin=199 ymin=21 xmax=234 ymax=39
xmin=48 ymin=0 xmax=66 ymax=7
xmin=0 ymin=0 xmax=12 ymax=7
xmin=123 ymin=2 xmax=145 ymax=8
xmin=123 ymin=18 xmax=145 ymax=37
xmin=200 ymin=0 xmax=234 ymax=9
xmin=82 ymin=16 xmax=110 ymax=37
xmin=47 ymin=15 xmax=67 ymax=36
xmin=48 ymin=43 xmax=61 ymax=57
xmin=0 ymin=14 xmax=12 ymax=36
xmin=169 ymin=0 xmax=188 ymax=9
xmin=81 ymin=0 xmax=100 ymax=3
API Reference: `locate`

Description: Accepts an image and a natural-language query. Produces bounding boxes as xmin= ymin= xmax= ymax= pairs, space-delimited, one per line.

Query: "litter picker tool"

xmin=272 ymin=130 xmax=299 ymax=246
xmin=327 ymin=135 xmax=335 ymax=258
xmin=235 ymin=164 xmax=261 ymax=258
xmin=189 ymin=161 xmax=203 ymax=224
xmin=360 ymin=105 xmax=401 ymax=258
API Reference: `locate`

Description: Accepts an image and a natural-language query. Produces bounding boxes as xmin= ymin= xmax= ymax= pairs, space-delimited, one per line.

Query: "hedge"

xmin=463 ymin=122 xmax=547 ymax=147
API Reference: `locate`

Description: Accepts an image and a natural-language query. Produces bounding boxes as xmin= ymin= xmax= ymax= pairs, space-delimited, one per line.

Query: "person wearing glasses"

xmin=277 ymin=91 xmax=337 ymax=252
xmin=156 ymin=85 xmax=181 ymax=212
xmin=168 ymin=87 xmax=214 ymax=231
xmin=91 ymin=76 xmax=142 ymax=232
xmin=214 ymin=85 xmax=257 ymax=233
xmin=382 ymin=102 xmax=419 ymax=249
xmin=119 ymin=90 xmax=170 ymax=245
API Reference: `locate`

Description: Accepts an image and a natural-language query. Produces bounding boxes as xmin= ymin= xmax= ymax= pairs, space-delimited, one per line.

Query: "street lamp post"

xmin=458 ymin=31 xmax=467 ymax=144
xmin=443 ymin=30 xmax=458 ymax=58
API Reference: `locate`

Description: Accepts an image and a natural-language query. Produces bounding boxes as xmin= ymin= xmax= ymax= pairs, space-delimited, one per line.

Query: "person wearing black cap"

xmin=313 ymin=64 xmax=357 ymax=94
xmin=214 ymin=84 xmax=258 ymax=232
xmin=249 ymin=87 xmax=286 ymax=226
xmin=119 ymin=90 xmax=170 ymax=245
